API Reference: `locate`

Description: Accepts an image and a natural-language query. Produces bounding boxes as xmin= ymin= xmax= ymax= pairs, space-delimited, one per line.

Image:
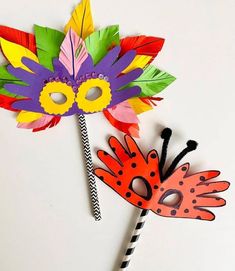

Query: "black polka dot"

xmin=131 ymin=163 xmax=137 ymax=168
xmin=200 ymin=176 xmax=206 ymax=181
xmin=131 ymin=152 xmax=136 ymax=157
xmin=103 ymin=151 xmax=108 ymax=155
xmin=117 ymin=181 xmax=121 ymax=186
xmin=126 ymin=192 xmax=131 ymax=198
xmin=196 ymin=216 xmax=202 ymax=220
xmin=157 ymin=209 xmax=161 ymax=213
xmin=138 ymin=201 xmax=142 ymax=206
xmin=190 ymin=188 xmax=195 ymax=193
xmin=192 ymin=199 xmax=197 ymax=204
xmin=150 ymin=171 xmax=155 ymax=177
xmin=150 ymin=153 xmax=157 ymax=159
xmin=179 ymin=181 xmax=184 ymax=186
xmin=154 ymin=185 xmax=158 ymax=189
xmin=184 ymin=209 xmax=189 ymax=213
xmin=182 ymin=167 xmax=187 ymax=171
xmin=118 ymin=170 xmax=123 ymax=175
xmin=160 ymin=187 xmax=164 ymax=192
xmin=171 ymin=210 xmax=177 ymax=216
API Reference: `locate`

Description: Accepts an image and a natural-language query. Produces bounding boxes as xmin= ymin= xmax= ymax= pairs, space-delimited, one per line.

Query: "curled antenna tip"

xmin=161 ymin=128 xmax=172 ymax=139
xmin=186 ymin=140 xmax=198 ymax=151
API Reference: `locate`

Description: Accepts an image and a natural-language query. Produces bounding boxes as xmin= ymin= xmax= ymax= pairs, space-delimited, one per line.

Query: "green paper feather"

xmin=128 ymin=65 xmax=176 ymax=97
xmin=85 ymin=25 xmax=120 ymax=65
xmin=0 ymin=65 xmax=25 ymax=98
xmin=34 ymin=25 xmax=65 ymax=71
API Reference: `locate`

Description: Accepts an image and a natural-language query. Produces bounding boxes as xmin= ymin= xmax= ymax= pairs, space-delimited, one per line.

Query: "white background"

xmin=0 ymin=0 xmax=235 ymax=270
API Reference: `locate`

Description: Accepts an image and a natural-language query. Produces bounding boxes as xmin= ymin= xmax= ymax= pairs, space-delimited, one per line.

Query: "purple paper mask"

xmin=5 ymin=46 xmax=143 ymax=116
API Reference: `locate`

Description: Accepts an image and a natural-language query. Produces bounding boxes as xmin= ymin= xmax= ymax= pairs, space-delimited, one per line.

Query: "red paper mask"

xmin=95 ymin=128 xmax=230 ymax=221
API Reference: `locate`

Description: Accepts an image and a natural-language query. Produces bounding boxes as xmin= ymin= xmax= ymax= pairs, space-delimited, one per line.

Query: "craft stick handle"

xmin=120 ymin=209 xmax=149 ymax=269
xmin=78 ymin=114 xmax=101 ymax=221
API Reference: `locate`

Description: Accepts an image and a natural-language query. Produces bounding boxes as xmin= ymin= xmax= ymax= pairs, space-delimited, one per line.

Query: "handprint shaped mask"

xmin=4 ymin=39 xmax=142 ymax=116
xmin=95 ymin=128 xmax=230 ymax=221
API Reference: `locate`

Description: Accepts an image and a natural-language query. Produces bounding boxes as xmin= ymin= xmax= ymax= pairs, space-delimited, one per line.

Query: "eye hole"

xmin=159 ymin=189 xmax=183 ymax=209
xmin=50 ymin=92 xmax=67 ymax=104
xmin=86 ymin=87 xmax=102 ymax=101
xmin=129 ymin=176 xmax=152 ymax=200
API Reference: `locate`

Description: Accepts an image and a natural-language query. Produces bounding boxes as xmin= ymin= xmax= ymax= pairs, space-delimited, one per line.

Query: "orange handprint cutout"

xmin=95 ymin=128 xmax=230 ymax=221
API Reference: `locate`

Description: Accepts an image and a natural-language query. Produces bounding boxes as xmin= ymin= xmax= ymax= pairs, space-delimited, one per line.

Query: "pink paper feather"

xmin=17 ymin=115 xmax=54 ymax=129
xmin=59 ymin=28 xmax=88 ymax=78
xmin=107 ymin=101 xmax=139 ymax=124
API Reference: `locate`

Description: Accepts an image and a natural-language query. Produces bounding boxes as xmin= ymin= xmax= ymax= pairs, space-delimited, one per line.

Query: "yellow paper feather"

xmin=0 ymin=38 xmax=38 ymax=72
xmin=122 ymin=55 xmax=151 ymax=74
xmin=128 ymin=97 xmax=153 ymax=115
xmin=64 ymin=0 xmax=94 ymax=39
xmin=17 ymin=111 xmax=43 ymax=123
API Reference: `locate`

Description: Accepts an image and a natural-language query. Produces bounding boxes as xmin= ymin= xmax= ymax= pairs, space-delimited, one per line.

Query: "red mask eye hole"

xmin=159 ymin=189 xmax=183 ymax=209
xmin=129 ymin=176 xmax=152 ymax=200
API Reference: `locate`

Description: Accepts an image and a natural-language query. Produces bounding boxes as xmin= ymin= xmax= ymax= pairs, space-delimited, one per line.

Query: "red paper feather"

xmin=103 ymin=110 xmax=139 ymax=137
xmin=0 ymin=94 xmax=20 ymax=112
xmin=0 ymin=25 xmax=37 ymax=53
xmin=120 ymin=35 xmax=165 ymax=63
xmin=32 ymin=116 xmax=61 ymax=132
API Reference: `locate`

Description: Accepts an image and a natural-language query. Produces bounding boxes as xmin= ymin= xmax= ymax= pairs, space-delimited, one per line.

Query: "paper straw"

xmin=78 ymin=114 xmax=101 ymax=221
xmin=120 ymin=209 xmax=149 ymax=269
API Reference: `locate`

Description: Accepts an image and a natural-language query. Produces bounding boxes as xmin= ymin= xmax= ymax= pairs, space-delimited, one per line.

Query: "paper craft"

xmin=95 ymin=128 xmax=230 ymax=268
xmin=0 ymin=0 xmax=175 ymax=220
xmin=0 ymin=0 xmax=175 ymax=136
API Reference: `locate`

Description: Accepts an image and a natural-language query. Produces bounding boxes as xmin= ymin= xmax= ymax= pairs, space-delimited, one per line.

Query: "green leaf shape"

xmin=128 ymin=65 xmax=176 ymax=97
xmin=0 ymin=65 xmax=25 ymax=98
xmin=85 ymin=25 xmax=120 ymax=65
xmin=34 ymin=25 xmax=65 ymax=71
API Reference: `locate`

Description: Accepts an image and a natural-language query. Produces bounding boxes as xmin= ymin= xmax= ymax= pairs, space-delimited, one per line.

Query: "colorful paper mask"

xmin=0 ymin=0 xmax=175 ymax=136
xmin=0 ymin=0 xmax=176 ymax=220
xmin=5 ymin=45 xmax=142 ymax=116
xmin=95 ymin=128 xmax=230 ymax=221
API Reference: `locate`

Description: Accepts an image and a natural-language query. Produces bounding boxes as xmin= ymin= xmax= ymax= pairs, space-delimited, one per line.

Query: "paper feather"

xmin=120 ymin=35 xmax=164 ymax=63
xmin=0 ymin=65 xmax=25 ymax=98
xmin=0 ymin=38 xmax=38 ymax=72
xmin=85 ymin=25 xmax=120 ymax=65
xmin=64 ymin=0 xmax=94 ymax=39
xmin=59 ymin=28 xmax=88 ymax=78
xmin=0 ymin=25 xmax=36 ymax=53
xmin=128 ymin=65 xmax=176 ymax=97
xmin=122 ymin=55 xmax=151 ymax=73
xmin=103 ymin=101 xmax=140 ymax=137
xmin=17 ymin=115 xmax=61 ymax=132
xmin=34 ymin=25 xmax=65 ymax=71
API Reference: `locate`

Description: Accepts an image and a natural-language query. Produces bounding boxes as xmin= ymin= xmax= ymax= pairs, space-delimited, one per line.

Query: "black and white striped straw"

xmin=120 ymin=209 xmax=149 ymax=269
xmin=78 ymin=114 xmax=101 ymax=221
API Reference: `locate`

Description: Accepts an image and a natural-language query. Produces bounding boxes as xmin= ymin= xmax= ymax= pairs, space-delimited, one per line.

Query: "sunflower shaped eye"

xmin=76 ymin=78 xmax=112 ymax=113
xmin=158 ymin=189 xmax=183 ymax=209
xmin=39 ymin=81 xmax=76 ymax=115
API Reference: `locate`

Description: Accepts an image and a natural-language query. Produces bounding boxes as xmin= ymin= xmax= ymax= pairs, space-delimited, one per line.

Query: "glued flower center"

xmin=76 ymin=78 xmax=112 ymax=113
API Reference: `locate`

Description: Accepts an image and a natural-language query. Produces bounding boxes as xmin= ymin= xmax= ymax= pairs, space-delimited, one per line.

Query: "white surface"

xmin=0 ymin=0 xmax=235 ymax=270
